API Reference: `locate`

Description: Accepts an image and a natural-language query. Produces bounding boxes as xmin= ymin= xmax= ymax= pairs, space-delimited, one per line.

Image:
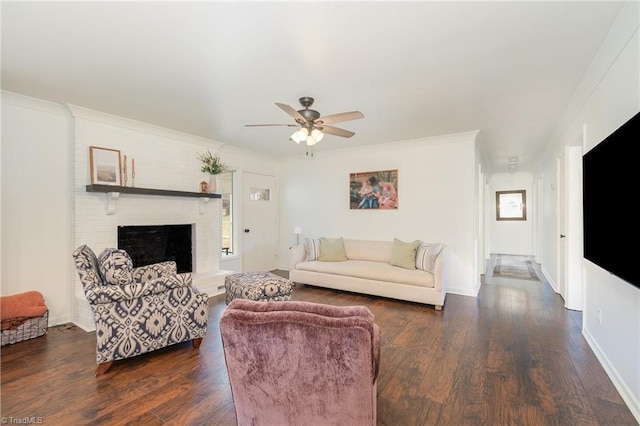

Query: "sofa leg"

xmin=192 ymin=338 xmax=203 ymax=349
xmin=95 ymin=361 xmax=113 ymax=376
xmin=435 ymin=305 xmax=443 ymax=311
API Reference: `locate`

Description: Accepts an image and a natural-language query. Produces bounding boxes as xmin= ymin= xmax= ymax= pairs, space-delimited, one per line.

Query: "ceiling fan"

xmin=246 ymin=96 xmax=364 ymax=155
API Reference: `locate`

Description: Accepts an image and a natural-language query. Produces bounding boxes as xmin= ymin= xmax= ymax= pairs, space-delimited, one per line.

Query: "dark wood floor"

xmin=1 ymin=259 xmax=637 ymax=425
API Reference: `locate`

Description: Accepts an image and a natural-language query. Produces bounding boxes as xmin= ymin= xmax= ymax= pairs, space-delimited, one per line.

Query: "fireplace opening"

xmin=118 ymin=224 xmax=193 ymax=273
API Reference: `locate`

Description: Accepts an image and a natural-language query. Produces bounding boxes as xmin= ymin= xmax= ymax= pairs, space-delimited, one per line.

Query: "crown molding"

xmin=66 ymin=104 xmax=225 ymax=150
xmin=1 ymin=90 xmax=69 ymax=116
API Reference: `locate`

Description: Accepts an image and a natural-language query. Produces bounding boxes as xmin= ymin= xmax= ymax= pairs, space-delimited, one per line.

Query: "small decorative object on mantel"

xmin=200 ymin=181 xmax=208 ymax=193
xmin=197 ymin=149 xmax=227 ymax=193
xmin=90 ymin=146 xmax=122 ymax=186
xmin=123 ymin=154 xmax=128 ymax=187
xmin=120 ymin=155 xmax=136 ymax=187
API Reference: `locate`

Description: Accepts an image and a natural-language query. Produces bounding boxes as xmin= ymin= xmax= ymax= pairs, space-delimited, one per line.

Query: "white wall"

xmin=490 ymin=172 xmax=534 ymax=256
xmin=539 ymin=2 xmax=640 ymax=419
xmin=1 ymin=92 xmax=73 ymax=326
xmin=279 ymin=131 xmax=481 ymax=297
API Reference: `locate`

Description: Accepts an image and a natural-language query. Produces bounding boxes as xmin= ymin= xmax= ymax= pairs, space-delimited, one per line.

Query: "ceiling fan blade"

xmin=245 ymin=124 xmax=299 ymax=127
xmin=275 ymin=103 xmax=306 ymax=123
xmin=321 ymin=125 xmax=355 ymax=138
xmin=316 ymin=111 xmax=364 ymax=125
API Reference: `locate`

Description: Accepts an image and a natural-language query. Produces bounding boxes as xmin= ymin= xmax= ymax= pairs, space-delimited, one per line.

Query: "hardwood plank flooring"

xmin=1 ymin=258 xmax=637 ymax=425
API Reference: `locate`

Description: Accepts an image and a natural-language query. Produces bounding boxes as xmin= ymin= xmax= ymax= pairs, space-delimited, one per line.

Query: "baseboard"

xmin=583 ymin=326 xmax=640 ymax=423
xmin=446 ymin=287 xmax=478 ymax=297
xmin=540 ymin=265 xmax=558 ymax=292
xmin=47 ymin=315 xmax=72 ymax=328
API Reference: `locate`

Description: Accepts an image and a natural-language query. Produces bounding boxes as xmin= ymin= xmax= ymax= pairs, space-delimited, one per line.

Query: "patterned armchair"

xmin=72 ymin=245 xmax=209 ymax=375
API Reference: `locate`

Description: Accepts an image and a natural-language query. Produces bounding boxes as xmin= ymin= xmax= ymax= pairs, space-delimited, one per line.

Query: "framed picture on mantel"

xmin=90 ymin=146 xmax=122 ymax=186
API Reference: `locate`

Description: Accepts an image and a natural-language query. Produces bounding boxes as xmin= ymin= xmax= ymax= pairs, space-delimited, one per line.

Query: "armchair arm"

xmin=372 ymin=323 xmax=380 ymax=383
xmin=132 ymin=261 xmax=177 ymax=283
xmin=290 ymin=244 xmax=307 ymax=270
xmin=85 ymin=273 xmax=192 ymax=304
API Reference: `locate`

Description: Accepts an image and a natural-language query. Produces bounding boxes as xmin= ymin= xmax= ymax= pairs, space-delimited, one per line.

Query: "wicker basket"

xmin=1 ymin=311 xmax=48 ymax=346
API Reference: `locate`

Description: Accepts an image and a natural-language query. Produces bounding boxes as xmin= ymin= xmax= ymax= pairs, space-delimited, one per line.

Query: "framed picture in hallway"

xmin=349 ymin=169 xmax=398 ymax=209
xmin=496 ymin=190 xmax=526 ymax=220
xmin=90 ymin=146 xmax=122 ymax=186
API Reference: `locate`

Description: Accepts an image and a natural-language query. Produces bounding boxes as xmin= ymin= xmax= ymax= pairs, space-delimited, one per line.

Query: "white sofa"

xmin=289 ymin=239 xmax=447 ymax=310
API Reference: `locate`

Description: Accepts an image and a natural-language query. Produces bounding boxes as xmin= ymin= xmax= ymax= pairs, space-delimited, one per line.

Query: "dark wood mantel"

xmin=85 ymin=184 xmax=220 ymax=214
xmin=85 ymin=184 xmax=221 ymax=199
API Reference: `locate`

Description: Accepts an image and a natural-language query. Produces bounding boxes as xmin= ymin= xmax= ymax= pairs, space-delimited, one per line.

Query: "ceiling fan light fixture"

xmin=295 ymin=127 xmax=309 ymax=141
xmin=290 ymin=128 xmax=308 ymax=144
xmin=289 ymin=134 xmax=301 ymax=144
xmin=311 ymin=128 xmax=324 ymax=143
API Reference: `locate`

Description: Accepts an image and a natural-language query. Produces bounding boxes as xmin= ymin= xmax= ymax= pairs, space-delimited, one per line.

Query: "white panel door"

xmin=558 ymin=153 xmax=568 ymax=300
xmin=242 ymin=172 xmax=278 ymax=272
xmin=558 ymin=145 xmax=584 ymax=311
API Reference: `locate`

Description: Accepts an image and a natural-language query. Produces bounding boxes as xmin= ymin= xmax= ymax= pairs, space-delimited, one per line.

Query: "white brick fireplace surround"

xmin=70 ymin=105 xmax=230 ymax=331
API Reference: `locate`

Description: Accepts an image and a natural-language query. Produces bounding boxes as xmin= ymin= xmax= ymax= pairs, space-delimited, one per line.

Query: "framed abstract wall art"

xmin=349 ymin=169 xmax=398 ymax=209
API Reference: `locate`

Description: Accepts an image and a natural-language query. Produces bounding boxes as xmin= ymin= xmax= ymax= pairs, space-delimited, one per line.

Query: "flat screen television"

xmin=583 ymin=111 xmax=640 ymax=289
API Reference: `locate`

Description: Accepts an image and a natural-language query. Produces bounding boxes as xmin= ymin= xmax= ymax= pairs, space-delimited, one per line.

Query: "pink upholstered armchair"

xmin=220 ymin=299 xmax=380 ymax=426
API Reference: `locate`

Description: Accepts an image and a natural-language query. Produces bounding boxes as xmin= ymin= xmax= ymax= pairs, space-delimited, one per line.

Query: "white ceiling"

xmin=1 ymin=1 xmax=625 ymax=172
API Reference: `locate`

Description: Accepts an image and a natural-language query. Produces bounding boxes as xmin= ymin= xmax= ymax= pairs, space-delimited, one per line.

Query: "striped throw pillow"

xmin=415 ymin=242 xmax=442 ymax=273
xmin=304 ymin=238 xmax=321 ymax=261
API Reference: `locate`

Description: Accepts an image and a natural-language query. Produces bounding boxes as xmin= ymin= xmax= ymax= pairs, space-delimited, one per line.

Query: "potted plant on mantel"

xmin=197 ymin=150 xmax=227 ymax=193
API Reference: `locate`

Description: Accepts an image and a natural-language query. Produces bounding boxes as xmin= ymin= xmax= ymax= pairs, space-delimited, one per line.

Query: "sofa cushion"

xmin=343 ymin=239 xmax=393 ymax=263
xmin=390 ymin=238 xmax=419 ymax=270
xmin=416 ymin=242 xmax=442 ymax=273
xmin=304 ymin=238 xmax=321 ymax=261
xmin=98 ymin=248 xmax=133 ymax=286
xmin=319 ymin=237 xmax=348 ymax=262
xmin=296 ymin=260 xmax=435 ymax=288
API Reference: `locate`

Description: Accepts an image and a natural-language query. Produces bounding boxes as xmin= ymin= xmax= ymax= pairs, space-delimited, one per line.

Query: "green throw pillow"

xmin=390 ymin=238 xmax=419 ymax=269
xmin=318 ymin=237 xmax=348 ymax=262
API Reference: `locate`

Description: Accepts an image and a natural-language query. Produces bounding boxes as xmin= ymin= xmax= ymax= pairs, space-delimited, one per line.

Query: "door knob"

xmin=560 ymin=234 xmax=566 ymax=238
xmin=244 ymin=229 xmax=250 ymax=233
